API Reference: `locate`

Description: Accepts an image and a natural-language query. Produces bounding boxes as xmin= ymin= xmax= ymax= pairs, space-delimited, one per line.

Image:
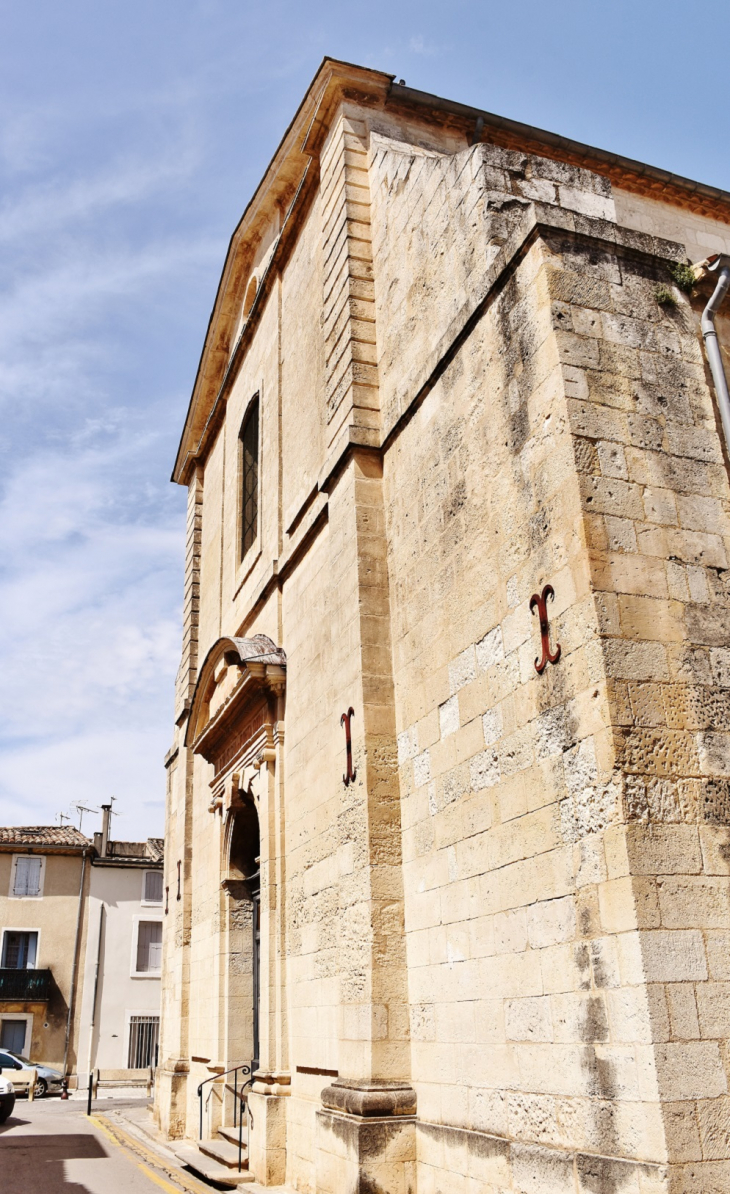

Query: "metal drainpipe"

xmin=63 ymin=847 xmax=88 ymax=1079
xmin=700 ymin=254 xmax=730 ymax=457
xmin=85 ymin=902 xmax=105 ymax=1078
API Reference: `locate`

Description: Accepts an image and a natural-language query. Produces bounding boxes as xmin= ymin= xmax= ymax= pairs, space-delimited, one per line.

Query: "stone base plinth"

xmin=248 ymin=1089 xmax=288 ymax=1186
xmin=153 ymin=1060 xmax=189 ymax=1140
xmin=316 ymin=1080 xmax=416 ymax=1194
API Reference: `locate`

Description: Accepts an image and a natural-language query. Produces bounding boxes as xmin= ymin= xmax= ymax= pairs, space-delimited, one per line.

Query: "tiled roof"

xmin=0 ymin=825 xmax=90 ymax=849
xmin=147 ymin=838 xmax=164 ymax=862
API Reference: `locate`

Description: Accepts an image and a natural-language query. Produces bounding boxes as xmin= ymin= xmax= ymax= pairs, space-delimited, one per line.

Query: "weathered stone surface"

xmin=158 ymin=59 xmax=730 ymax=1194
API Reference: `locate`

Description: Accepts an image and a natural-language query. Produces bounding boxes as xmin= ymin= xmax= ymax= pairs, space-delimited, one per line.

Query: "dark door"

xmin=252 ymin=891 xmax=260 ymax=1071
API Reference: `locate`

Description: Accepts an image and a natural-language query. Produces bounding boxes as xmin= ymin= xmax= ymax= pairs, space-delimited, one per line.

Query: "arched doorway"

xmin=225 ymin=795 xmax=260 ymax=1073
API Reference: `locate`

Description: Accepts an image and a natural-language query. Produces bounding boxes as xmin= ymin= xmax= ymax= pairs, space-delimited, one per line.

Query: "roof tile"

xmin=0 ymin=825 xmax=90 ymax=848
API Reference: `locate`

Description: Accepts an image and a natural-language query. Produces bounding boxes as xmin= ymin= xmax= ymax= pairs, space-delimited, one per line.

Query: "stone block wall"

xmin=555 ymin=231 xmax=730 ymax=1191
xmin=158 ymin=75 xmax=730 ymax=1193
xmin=373 ymin=131 xmax=730 ymax=1190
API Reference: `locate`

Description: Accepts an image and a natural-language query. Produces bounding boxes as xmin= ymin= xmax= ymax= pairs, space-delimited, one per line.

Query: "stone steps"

xmin=219 ymin=1124 xmax=248 ymax=1147
xmin=171 ymin=1142 xmax=253 ymax=1187
xmin=199 ymin=1135 xmax=249 ymax=1169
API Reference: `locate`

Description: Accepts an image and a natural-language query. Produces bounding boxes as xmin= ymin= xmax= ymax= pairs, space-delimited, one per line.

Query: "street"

xmin=0 ymin=1096 xmax=188 ymax=1194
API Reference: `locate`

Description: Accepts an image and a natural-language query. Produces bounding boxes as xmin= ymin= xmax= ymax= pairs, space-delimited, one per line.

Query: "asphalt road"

xmin=0 ymin=1096 xmax=188 ymax=1193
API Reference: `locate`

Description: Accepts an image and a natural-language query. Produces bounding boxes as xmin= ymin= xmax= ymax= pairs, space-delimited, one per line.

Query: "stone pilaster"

xmin=321 ymin=108 xmax=380 ymax=454
xmin=175 ymin=467 xmax=203 ymax=719
xmin=317 ymin=446 xmax=412 ymax=1193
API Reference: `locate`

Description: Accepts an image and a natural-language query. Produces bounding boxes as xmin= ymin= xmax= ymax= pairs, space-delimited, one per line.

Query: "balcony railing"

xmin=0 ymin=968 xmax=52 ymax=1001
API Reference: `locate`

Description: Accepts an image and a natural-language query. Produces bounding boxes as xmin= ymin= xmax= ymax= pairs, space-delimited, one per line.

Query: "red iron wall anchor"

xmin=530 ymin=584 xmax=561 ymax=674
xmin=341 ymin=707 xmax=356 ymax=785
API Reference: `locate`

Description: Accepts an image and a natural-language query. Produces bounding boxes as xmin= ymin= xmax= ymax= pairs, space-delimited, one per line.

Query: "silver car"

xmin=0 ymin=1049 xmax=63 ymax=1097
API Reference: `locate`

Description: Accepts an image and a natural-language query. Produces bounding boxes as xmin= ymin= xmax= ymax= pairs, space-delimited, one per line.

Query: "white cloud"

xmin=0 ymin=435 xmax=185 ymax=838
xmin=0 ymin=148 xmax=200 ymax=245
xmin=408 ymin=35 xmax=441 ymax=57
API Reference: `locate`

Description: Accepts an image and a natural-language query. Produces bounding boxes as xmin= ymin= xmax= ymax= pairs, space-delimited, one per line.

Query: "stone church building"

xmin=156 ymin=59 xmax=730 ymax=1193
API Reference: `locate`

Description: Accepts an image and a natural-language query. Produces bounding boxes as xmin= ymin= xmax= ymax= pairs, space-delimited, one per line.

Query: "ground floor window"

xmin=0 ymin=1019 xmax=28 ymax=1054
xmin=127 ymin=1015 xmax=159 ymax=1068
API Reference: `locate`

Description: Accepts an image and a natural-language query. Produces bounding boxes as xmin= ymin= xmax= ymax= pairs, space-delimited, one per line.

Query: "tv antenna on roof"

xmin=56 ymin=811 xmax=72 ymax=827
xmin=74 ymin=804 xmax=99 ymax=833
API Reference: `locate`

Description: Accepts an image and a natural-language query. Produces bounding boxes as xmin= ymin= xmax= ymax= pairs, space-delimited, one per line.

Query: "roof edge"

xmin=172 ymin=61 xmax=730 ymax=487
xmin=389 ymin=81 xmax=730 ymax=206
xmin=171 ymin=57 xmax=394 ymax=485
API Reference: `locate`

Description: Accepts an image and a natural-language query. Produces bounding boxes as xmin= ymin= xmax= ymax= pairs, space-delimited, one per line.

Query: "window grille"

xmin=127 ymin=1015 xmax=160 ymax=1069
xmin=144 ymin=871 xmax=163 ymax=903
xmin=1 ymin=931 xmax=38 ymax=969
xmin=240 ymin=399 xmax=259 ymax=560
xmin=13 ymin=857 xmax=42 ymax=897
xmin=135 ymin=921 xmax=162 ymax=972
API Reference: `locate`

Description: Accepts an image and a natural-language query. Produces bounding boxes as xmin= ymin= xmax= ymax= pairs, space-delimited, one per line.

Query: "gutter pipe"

xmin=85 ymin=903 xmax=105 ymax=1079
xmin=701 ymin=255 xmax=730 ymax=457
xmin=63 ymin=847 xmax=88 ymax=1079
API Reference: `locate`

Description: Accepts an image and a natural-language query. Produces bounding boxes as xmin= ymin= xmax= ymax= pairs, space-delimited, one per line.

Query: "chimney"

xmin=100 ymin=804 xmax=112 ymax=857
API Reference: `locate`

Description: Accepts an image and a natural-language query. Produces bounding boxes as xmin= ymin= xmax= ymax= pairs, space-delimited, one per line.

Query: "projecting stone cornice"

xmin=171 ymin=58 xmax=394 ymax=487
xmin=172 ymin=58 xmax=730 ymax=489
xmin=186 ymin=634 xmax=286 ymax=765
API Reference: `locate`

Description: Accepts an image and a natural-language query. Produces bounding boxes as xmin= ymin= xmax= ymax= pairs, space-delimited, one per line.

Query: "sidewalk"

xmin=0 ymin=1096 xmax=193 ymax=1194
xmin=98 ymin=1099 xmax=296 ymax=1193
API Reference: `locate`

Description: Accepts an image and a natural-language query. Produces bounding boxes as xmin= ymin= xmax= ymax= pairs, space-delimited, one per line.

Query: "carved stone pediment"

xmin=186 ymin=635 xmax=286 ymax=789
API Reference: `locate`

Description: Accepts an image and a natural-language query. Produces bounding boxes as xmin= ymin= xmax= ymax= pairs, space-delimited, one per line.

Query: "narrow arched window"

xmin=240 ymin=398 xmax=259 ymax=560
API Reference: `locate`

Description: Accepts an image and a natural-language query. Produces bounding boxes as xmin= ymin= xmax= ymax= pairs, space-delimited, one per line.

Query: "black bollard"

xmin=86 ymin=1073 xmax=92 ymax=1116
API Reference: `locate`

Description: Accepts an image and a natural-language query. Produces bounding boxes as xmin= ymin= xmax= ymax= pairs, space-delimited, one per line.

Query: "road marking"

xmin=89 ymin=1115 xmax=199 ymax=1194
xmin=137 ymin=1162 xmax=184 ymax=1193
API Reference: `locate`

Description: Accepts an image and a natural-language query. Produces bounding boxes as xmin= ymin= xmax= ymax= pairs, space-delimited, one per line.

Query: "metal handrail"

xmin=197 ymin=1061 xmax=253 ymax=1172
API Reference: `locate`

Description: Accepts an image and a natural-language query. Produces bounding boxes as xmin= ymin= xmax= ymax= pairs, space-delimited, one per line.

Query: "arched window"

xmin=240 ymin=398 xmax=259 ymax=560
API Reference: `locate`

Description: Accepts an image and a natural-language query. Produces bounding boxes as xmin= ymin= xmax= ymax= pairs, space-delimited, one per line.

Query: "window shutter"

xmin=13 ymin=857 xmax=41 ymax=897
xmin=144 ymin=871 xmax=163 ymax=903
xmin=148 ymin=923 xmax=162 ymax=971
xmin=136 ymin=922 xmax=163 ymax=972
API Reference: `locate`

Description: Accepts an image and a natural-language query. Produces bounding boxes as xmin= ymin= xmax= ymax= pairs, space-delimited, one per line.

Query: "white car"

xmin=0 ymin=1075 xmax=15 ymax=1122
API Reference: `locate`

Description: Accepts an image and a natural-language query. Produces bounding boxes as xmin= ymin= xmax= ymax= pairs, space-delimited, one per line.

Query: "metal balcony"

xmin=0 ymin=968 xmax=52 ymax=1002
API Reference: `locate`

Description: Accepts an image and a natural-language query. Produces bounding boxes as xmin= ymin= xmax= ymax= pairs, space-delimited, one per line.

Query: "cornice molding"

xmin=172 ymin=60 xmax=730 ymax=488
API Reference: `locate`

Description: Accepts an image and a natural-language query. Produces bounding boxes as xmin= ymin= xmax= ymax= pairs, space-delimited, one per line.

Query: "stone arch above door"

xmin=186 ymin=633 xmax=286 ymax=811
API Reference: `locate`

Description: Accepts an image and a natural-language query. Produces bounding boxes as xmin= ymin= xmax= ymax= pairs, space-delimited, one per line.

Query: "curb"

xmin=92 ymin=1113 xmax=215 ymax=1194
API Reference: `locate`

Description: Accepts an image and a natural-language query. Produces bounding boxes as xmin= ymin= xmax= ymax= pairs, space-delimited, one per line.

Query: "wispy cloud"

xmin=0 ymin=434 xmax=184 ymax=837
xmin=0 ymin=148 xmax=201 ymax=245
xmin=408 ymin=35 xmax=441 ymax=57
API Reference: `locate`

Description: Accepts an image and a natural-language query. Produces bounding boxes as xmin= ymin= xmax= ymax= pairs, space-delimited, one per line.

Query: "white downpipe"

xmin=700 ymin=255 xmax=730 ymax=457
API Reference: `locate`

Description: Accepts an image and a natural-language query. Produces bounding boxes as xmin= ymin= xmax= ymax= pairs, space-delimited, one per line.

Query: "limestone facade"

xmin=156 ymin=59 xmax=730 ymax=1192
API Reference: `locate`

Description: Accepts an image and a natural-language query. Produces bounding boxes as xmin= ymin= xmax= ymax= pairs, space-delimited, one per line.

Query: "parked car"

xmin=0 ymin=1075 xmax=15 ymax=1122
xmin=0 ymin=1050 xmax=62 ymax=1097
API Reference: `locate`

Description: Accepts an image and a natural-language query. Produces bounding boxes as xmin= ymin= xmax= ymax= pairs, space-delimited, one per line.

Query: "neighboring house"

xmin=0 ymin=826 xmax=90 ymax=1070
xmin=77 ymin=807 xmax=164 ymax=1084
xmin=157 ymin=59 xmax=730 ymax=1193
xmin=0 ymin=811 xmax=163 ymax=1087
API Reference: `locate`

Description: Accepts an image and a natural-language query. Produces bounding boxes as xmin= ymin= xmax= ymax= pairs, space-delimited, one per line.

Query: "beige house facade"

xmin=0 ymin=818 xmax=163 ymax=1089
xmin=156 ymin=59 xmax=730 ymax=1193
xmin=0 ymin=826 xmax=90 ymax=1071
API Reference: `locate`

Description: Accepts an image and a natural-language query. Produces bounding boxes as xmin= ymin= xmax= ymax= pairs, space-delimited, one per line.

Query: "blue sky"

xmin=1 ymin=0 xmax=729 ymax=841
